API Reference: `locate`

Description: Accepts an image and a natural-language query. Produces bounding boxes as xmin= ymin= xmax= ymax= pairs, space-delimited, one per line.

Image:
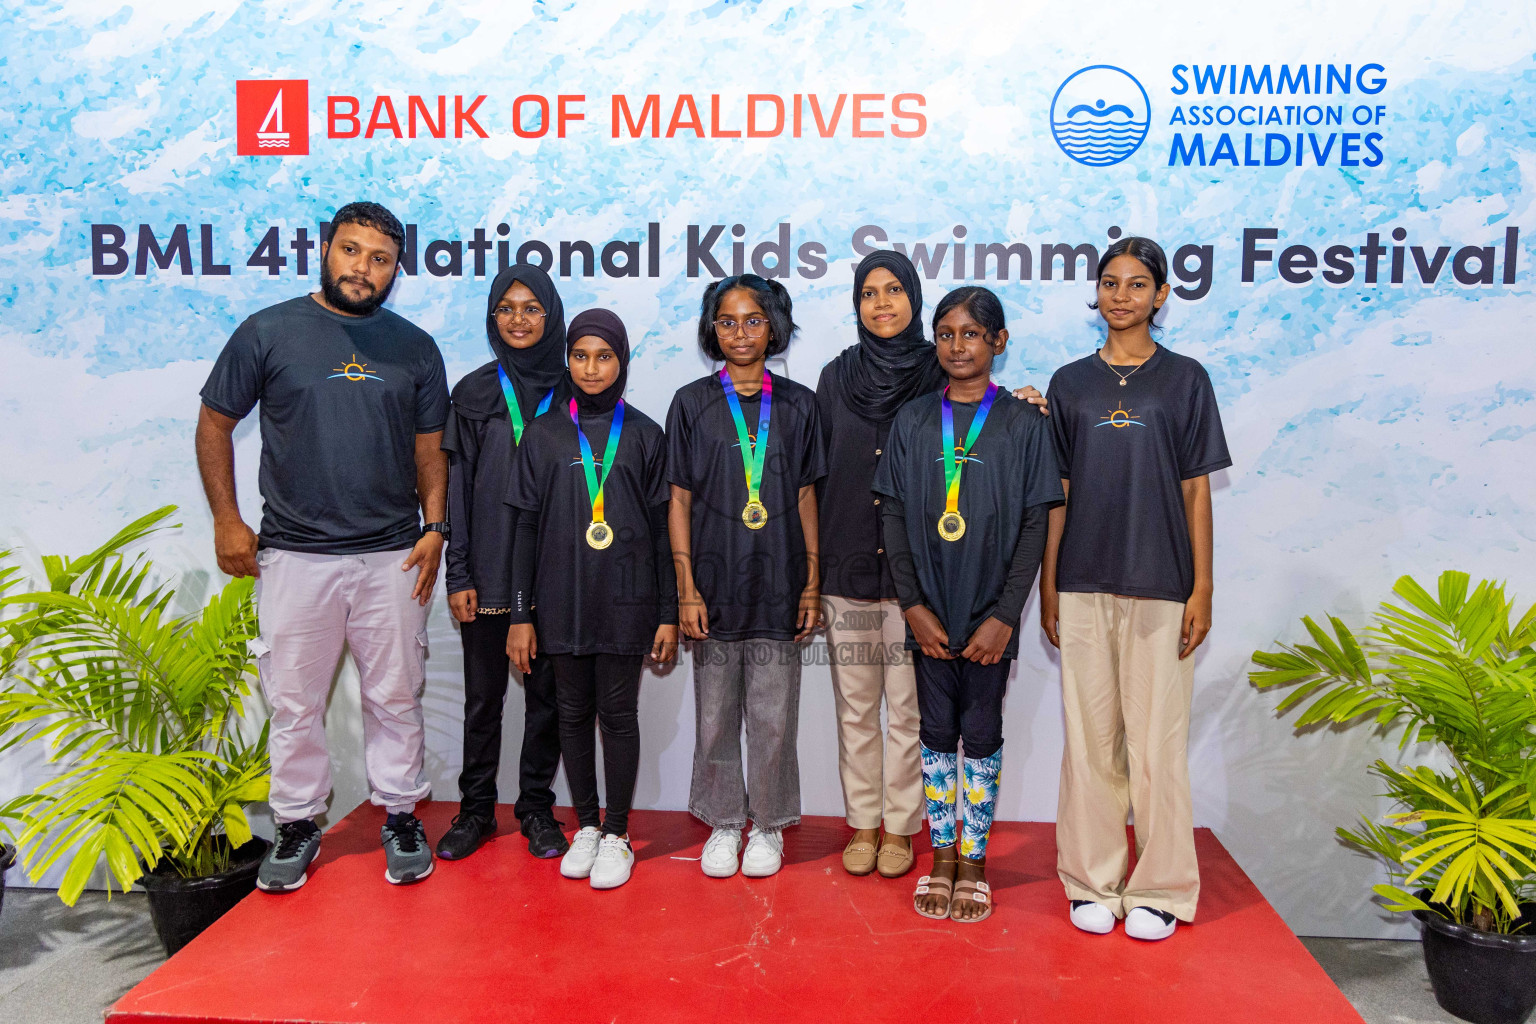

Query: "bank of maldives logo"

xmin=236 ymin=80 xmax=309 ymax=156
xmin=1050 ymin=66 xmax=1150 ymax=166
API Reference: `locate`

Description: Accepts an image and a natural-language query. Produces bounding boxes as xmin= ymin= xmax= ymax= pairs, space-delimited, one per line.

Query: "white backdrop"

xmin=2 ymin=0 xmax=1534 ymax=939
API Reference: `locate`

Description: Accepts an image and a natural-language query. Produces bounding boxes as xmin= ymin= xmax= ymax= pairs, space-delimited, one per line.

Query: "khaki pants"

xmin=825 ymin=596 xmax=923 ymax=835
xmin=1056 ymin=592 xmax=1199 ymax=921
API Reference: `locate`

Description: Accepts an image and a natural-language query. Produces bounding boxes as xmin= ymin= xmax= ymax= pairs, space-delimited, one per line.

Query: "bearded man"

xmin=196 ymin=201 xmax=449 ymax=891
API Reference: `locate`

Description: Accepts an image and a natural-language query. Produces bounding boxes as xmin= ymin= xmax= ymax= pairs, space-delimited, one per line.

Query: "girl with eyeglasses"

xmin=437 ymin=265 xmax=573 ymax=864
xmin=665 ymin=274 xmax=826 ymax=879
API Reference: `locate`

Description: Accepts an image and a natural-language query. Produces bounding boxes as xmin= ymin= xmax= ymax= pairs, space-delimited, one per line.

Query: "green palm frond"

xmin=1255 ymin=571 xmax=1536 ymax=933
xmin=0 ymin=508 xmax=268 ymax=902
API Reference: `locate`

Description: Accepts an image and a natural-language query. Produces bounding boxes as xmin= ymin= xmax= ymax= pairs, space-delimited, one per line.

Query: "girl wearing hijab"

xmin=666 ymin=274 xmax=826 ymax=879
xmin=438 ymin=265 xmax=572 ymax=864
xmin=815 ymin=251 xmax=941 ymax=879
xmin=816 ymin=252 xmax=1049 ymax=880
xmin=505 ymin=309 xmax=677 ymax=890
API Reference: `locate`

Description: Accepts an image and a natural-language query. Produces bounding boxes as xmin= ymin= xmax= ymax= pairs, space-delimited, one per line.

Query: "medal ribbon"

xmin=569 ymin=398 xmax=625 ymax=526
xmin=941 ymin=382 xmax=998 ymax=516
xmin=719 ymin=367 xmax=772 ymax=508
xmin=497 ymin=365 xmax=555 ymax=444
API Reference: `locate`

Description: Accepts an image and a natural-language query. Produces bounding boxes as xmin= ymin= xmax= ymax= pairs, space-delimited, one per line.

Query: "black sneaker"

xmin=381 ymin=812 xmax=434 ymax=885
xmin=258 ymin=819 xmax=321 ymax=893
xmin=521 ymin=813 xmax=569 ymax=859
xmin=436 ymin=811 xmax=497 ymax=861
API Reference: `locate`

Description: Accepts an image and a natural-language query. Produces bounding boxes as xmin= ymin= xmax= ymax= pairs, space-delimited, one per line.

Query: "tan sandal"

xmin=842 ymin=835 xmax=878 ymax=876
xmin=913 ymin=874 xmax=954 ymax=920
xmin=950 ymin=879 xmax=993 ymax=923
xmin=876 ymin=835 xmax=914 ymax=878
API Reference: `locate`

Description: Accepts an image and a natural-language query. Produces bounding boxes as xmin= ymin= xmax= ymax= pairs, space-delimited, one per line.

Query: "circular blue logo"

xmin=1050 ymin=65 xmax=1150 ymax=167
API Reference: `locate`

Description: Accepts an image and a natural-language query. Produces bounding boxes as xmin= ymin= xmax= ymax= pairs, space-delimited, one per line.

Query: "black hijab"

xmin=449 ymin=263 xmax=569 ymax=420
xmin=566 ymin=309 xmax=630 ymax=414
xmin=827 ymin=249 xmax=946 ymax=423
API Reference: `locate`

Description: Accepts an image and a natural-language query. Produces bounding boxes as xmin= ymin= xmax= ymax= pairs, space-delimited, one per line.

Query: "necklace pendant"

xmin=1119 ymin=379 xmax=1127 ymax=386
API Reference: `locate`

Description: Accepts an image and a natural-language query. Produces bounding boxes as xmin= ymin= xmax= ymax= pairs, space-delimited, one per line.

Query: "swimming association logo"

xmin=1096 ymin=403 xmax=1143 ymax=428
xmin=236 ymin=80 xmax=310 ymax=156
xmin=1050 ymin=66 xmax=1150 ymax=167
xmin=328 ymin=354 xmax=383 ymax=382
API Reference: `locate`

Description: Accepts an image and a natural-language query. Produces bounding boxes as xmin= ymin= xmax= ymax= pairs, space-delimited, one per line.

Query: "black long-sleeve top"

xmin=505 ymin=403 xmax=677 ymax=656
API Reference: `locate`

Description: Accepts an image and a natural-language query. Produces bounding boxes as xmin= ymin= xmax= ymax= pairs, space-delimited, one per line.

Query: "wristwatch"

xmin=422 ymin=522 xmax=451 ymax=541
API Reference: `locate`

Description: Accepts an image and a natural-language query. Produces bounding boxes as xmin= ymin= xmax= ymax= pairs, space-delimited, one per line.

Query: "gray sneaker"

xmin=258 ymin=819 xmax=321 ymax=893
xmin=381 ymin=813 xmax=434 ymax=885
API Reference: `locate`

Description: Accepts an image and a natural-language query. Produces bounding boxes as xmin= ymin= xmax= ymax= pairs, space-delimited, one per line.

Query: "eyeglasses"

xmin=493 ymin=306 xmax=546 ymax=323
xmin=713 ymin=317 xmax=770 ymax=338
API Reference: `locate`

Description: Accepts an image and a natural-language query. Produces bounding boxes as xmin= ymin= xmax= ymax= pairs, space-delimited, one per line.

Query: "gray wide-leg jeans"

xmin=688 ymin=637 xmax=803 ymax=830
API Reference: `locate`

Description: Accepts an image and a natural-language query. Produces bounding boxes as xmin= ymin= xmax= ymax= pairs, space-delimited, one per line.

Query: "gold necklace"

xmin=1102 ymin=348 xmax=1150 ymax=387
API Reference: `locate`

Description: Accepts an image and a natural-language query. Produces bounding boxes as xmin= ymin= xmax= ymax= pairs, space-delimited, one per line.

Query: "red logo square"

xmin=237 ymin=80 xmax=310 ymax=156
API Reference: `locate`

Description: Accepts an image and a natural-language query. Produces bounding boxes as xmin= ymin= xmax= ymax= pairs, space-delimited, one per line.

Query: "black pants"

xmin=913 ymin=653 xmax=1010 ymax=759
xmin=549 ymin=653 xmax=644 ymax=836
xmin=456 ymin=613 xmax=561 ymax=821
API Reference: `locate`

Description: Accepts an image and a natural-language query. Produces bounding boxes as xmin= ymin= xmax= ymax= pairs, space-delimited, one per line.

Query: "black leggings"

xmin=913 ymin=653 xmax=1009 ymax=759
xmin=457 ymin=613 xmax=561 ymax=821
xmin=549 ymin=653 xmax=644 ymax=836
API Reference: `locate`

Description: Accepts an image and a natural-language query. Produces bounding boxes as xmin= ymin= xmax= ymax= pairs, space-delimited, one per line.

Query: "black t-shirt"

xmin=665 ymin=372 xmax=827 ymax=641
xmin=1046 ymin=345 xmax=1232 ymax=603
xmin=873 ymin=390 xmax=1063 ymax=659
xmin=200 ymin=295 xmax=449 ymax=554
xmin=507 ymin=402 xmax=671 ymax=656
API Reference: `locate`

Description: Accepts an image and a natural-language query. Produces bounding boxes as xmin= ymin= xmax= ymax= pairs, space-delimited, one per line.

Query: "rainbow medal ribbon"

xmin=570 ymin=397 xmax=625 ymax=550
xmin=496 ymin=365 xmax=555 ymax=445
xmin=938 ymin=382 xmax=998 ymax=542
xmin=719 ymin=367 xmax=772 ymax=530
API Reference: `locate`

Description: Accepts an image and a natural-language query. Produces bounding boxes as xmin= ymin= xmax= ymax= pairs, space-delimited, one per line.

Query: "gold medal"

xmin=585 ymin=521 xmax=613 ymax=550
xmin=937 ymin=511 xmax=966 ymax=542
xmin=742 ymin=500 xmax=768 ymax=530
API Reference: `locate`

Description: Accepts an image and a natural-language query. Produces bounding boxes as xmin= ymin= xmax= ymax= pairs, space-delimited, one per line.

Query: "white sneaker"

xmin=560 ymin=826 xmax=602 ymax=879
xmin=589 ymin=833 xmax=634 ymax=890
xmin=1125 ymin=906 xmax=1178 ymax=941
xmin=701 ymin=827 xmax=743 ymax=878
xmin=741 ymin=825 xmax=784 ymax=878
xmin=1070 ymin=899 xmax=1116 ymax=934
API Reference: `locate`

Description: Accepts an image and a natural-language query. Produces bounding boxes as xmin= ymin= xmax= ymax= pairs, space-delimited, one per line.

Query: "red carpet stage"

xmin=109 ymin=804 xmax=1362 ymax=1024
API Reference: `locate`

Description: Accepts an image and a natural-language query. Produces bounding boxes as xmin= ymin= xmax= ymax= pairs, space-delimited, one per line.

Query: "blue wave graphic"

xmin=1051 ymin=115 xmax=1149 ymax=166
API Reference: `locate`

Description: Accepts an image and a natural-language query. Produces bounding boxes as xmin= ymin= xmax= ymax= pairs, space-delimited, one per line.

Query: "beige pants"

xmin=824 ymin=596 xmax=923 ymax=835
xmin=1056 ymin=592 xmax=1199 ymax=921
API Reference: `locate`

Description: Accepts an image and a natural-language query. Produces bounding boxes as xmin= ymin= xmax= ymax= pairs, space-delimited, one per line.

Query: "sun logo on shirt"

xmin=934 ymin=446 xmax=985 ymax=466
xmin=732 ymin=433 xmax=766 ymax=451
xmin=327 ymin=354 xmax=384 ymax=382
xmin=570 ymin=455 xmax=605 ymax=469
xmin=1096 ymin=402 xmax=1144 ymax=428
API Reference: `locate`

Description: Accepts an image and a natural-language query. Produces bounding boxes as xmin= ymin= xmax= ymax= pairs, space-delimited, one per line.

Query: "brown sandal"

xmin=913 ymin=874 xmax=954 ymax=920
xmin=950 ymin=879 xmax=993 ymax=923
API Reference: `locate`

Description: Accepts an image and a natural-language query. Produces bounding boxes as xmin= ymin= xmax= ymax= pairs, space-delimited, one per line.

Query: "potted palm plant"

xmin=0 ymin=507 xmax=271 ymax=955
xmin=1251 ymin=571 xmax=1536 ymax=1024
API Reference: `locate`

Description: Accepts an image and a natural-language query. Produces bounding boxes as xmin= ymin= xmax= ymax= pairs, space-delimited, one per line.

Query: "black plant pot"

xmin=0 ymin=843 xmax=15 ymax=921
xmin=1415 ymin=892 xmax=1536 ymax=1024
xmin=139 ymin=837 xmax=269 ymax=957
